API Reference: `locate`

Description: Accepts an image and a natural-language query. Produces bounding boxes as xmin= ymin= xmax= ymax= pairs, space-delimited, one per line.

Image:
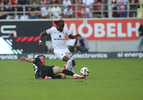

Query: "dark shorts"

xmin=41 ymin=66 xmax=55 ymax=78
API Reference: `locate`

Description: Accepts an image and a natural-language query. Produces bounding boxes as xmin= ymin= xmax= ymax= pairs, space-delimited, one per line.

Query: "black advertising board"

xmin=12 ymin=37 xmax=47 ymax=53
xmin=1 ymin=37 xmax=47 ymax=54
xmin=110 ymin=52 xmax=143 ymax=58
xmin=0 ymin=52 xmax=143 ymax=60
xmin=0 ymin=20 xmax=52 ymax=54
xmin=0 ymin=21 xmax=52 ymax=37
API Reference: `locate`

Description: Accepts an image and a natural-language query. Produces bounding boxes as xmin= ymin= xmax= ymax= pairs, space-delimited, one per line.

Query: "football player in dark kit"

xmin=19 ymin=55 xmax=85 ymax=79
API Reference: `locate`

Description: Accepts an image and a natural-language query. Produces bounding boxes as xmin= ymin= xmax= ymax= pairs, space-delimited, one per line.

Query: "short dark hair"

xmin=54 ymin=19 xmax=64 ymax=25
xmin=36 ymin=55 xmax=45 ymax=58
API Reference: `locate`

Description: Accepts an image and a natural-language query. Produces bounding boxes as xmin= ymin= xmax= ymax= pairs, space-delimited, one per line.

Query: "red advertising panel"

xmin=56 ymin=19 xmax=142 ymax=41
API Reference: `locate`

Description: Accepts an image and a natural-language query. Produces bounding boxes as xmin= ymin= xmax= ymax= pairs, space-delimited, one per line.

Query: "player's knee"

xmin=63 ymin=56 xmax=70 ymax=62
xmin=61 ymin=74 xmax=66 ymax=79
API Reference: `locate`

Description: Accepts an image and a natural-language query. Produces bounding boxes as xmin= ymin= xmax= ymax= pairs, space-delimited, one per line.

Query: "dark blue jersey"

xmin=79 ymin=38 xmax=85 ymax=46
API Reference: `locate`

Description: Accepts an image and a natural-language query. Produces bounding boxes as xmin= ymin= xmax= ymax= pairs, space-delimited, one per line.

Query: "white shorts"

xmin=54 ymin=50 xmax=74 ymax=60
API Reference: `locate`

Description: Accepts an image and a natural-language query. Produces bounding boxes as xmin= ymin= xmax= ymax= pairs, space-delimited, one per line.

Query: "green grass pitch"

xmin=0 ymin=58 xmax=143 ymax=100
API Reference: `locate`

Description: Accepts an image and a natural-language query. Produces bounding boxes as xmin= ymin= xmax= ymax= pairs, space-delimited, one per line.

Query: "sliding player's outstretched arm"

xmin=19 ymin=57 xmax=35 ymax=63
xmin=38 ymin=31 xmax=47 ymax=47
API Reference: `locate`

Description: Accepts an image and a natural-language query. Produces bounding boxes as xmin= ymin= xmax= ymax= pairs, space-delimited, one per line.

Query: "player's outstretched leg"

xmin=53 ymin=66 xmax=85 ymax=79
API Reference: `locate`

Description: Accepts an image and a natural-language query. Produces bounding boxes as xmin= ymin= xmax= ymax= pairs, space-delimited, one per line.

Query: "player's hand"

xmin=19 ymin=57 xmax=26 ymax=62
xmin=38 ymin=42 xmax=44 ymax=47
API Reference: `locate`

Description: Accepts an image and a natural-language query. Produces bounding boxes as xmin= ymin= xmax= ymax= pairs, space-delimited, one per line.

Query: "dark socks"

xmin=52 ymin=75 xmax=62 ymax=79
xmin=62 ymin=69 xmax=74 ymax=76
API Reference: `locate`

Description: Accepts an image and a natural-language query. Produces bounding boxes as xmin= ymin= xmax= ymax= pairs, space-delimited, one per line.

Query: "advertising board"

xmin=63 ymin=19 xmax=142 ymax=40
xmin=0 ymin=52 xmax=143 ymax=60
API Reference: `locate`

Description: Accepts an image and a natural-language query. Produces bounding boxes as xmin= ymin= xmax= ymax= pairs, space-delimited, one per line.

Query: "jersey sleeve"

xmin=65 ymin=29 xmax=71 ymax=37
xmin=46 ymin=27 xmax=52 ymax=34
xmin=34 ymin=57 xmax=39 ymax=64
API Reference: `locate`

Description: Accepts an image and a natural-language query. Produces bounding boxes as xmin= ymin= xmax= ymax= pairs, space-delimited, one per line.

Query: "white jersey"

xmin=46 ymin=27 xmax=70 ymax=51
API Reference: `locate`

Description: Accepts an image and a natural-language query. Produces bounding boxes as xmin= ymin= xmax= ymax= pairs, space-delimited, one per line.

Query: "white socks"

xmin=66 ymin=60 xmax=75 ymax=73
xmin=73 ymin=73 xmax=80 ymax=77
xmin=66 ymin=60 xmax=72 ymax=69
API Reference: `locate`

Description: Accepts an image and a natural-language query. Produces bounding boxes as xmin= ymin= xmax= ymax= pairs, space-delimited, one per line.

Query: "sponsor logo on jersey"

xmin=54 ymin=38 xmax=65 ymax=40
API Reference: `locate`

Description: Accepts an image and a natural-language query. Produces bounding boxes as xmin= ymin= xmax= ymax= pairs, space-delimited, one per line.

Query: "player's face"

xmin=57 ymin=23 xmax=64 ymax=32
xmin=40 ymin=56 xmax=45 ymax=62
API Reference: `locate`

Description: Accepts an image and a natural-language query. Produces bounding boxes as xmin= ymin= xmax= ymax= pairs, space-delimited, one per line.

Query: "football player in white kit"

xmin=38 ymin=19 xmax=78 ymax=73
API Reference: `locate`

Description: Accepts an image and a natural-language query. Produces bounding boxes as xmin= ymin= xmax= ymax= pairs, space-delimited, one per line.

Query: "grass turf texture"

xmin=0 ymin=58 xmax=143 ymax=100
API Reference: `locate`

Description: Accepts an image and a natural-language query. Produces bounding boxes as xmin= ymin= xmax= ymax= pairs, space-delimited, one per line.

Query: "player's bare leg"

xmin=45 ymin=73 xmax=66 ymax=79
xmin=52 ymin=66 xmax=85 ymax=79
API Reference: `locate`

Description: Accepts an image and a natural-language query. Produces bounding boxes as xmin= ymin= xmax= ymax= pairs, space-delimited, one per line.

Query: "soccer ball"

xmin=80 ymin=67 xmax=90 ymax=76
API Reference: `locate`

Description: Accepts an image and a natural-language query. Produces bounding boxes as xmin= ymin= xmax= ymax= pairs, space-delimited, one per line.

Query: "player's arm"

xmin=68 ymin=34 xmax=78 ymax=39
xmin=39 ymin=31 xmax=47 ymax=47
xmin=19 ymin=57 xmax=35 ymax=63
